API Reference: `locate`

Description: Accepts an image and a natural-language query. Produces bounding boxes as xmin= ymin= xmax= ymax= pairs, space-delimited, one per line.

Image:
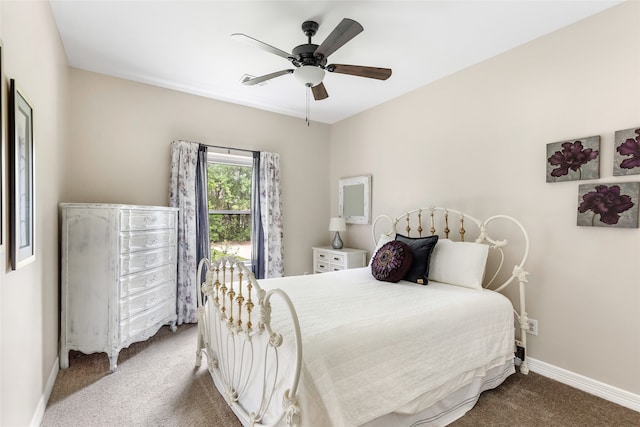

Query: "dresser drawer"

xmin=120 ymin=210 xmax=176 ymax=231
xmin=119 ymin=299 xmax=175 ymax=344
xmin=120 ymin=247 xmax=175 ymax=276
xmin=120 ymin=281 xmax=175 ymax=320
xmin=120 ymin=264 xmax=176 ymax=298
xmin=120 ymin=229 xmax=176 ymax=253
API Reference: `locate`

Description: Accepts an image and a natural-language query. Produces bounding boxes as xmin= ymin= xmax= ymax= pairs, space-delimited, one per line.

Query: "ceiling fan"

xmin=232 ymin=18 xmax=392 ymax=101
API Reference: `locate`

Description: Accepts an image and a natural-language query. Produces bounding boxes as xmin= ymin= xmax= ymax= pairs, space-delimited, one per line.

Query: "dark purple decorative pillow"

xmin=370 ymin=241 xmax=414 ymax=283
xmin=395 ymin=234 xmax=439 ymax=285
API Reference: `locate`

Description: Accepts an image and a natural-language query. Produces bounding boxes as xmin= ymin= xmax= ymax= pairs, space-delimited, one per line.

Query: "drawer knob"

xmin=144 ymin=216 xmax=158 ymax=223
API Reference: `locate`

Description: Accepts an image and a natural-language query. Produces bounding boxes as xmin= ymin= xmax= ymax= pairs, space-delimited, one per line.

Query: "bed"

xmin=195 ymin=207 xmax=531 ymax=427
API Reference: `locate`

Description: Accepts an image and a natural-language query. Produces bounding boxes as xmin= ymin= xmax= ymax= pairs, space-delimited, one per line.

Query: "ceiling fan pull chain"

xmin=306 ymin=85 xmax=311 ymax=126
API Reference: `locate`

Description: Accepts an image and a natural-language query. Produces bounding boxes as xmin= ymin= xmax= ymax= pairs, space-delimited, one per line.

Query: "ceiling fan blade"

xmin=312 ymin=82 xmax=329 ymax=100
xmin=231 ymin=33 xmax=293 ymax=60
xmin=242 ymin=69 xmax=294 ymax=86
xmin=327 ymin=64 xmax=392 ymax=80
xmin=314 ymin=18 xmax=363 ymax=59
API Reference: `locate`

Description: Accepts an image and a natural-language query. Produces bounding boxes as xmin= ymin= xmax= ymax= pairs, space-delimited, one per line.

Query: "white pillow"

xmin=368 ymin=233 xmax=394 ymax=266
xmin=428 ymin=239 xmax=489 ymax=290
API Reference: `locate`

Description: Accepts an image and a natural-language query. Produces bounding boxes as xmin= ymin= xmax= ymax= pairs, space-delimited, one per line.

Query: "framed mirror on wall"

xmin=339 ymin=175 xmax=371 ymax=224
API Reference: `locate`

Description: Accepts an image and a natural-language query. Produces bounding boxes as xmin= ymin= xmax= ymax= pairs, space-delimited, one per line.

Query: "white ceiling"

xmin=49 ymin=1 xmax=622 ymax=124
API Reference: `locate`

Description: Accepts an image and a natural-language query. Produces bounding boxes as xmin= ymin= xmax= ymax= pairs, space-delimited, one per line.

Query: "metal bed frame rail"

xmin=196 ymin=258 xmax=303 ymax=427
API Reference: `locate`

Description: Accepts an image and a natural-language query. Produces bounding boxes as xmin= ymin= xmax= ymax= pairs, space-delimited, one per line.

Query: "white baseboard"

xmin=30 ymin=357 xmax=59 ymax=427
xmin=528 ymin=357 xmax=640 ymax=412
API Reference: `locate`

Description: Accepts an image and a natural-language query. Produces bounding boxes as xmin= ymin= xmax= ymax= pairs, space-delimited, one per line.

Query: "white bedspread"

xmin=258 ymin=267 xmax=515 ymax=427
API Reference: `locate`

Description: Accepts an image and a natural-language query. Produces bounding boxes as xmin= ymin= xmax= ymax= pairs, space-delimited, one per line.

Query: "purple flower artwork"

xmin=546 ymin=136 xmax=600 ymax=182
xmin=613 ymin=127 xmax=640 ymax=176
xmin=577 ymin=182 xmax=639 ymax=228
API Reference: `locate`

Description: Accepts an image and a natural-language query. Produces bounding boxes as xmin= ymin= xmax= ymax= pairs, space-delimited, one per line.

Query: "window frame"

xmin=206 ymin=151 xmax=253 ymax=265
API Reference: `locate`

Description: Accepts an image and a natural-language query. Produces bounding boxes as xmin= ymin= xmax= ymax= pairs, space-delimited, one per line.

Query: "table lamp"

xmin=329 ymin=217 xmax=346 ymax=249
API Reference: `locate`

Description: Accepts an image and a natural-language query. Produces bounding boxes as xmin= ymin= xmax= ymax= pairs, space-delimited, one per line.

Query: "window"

xmin=207 ymin=152 xmax=252 ymax=263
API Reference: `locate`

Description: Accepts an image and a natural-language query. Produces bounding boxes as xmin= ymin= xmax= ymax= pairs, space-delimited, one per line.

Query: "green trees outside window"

xmin=207 ymin=162 xmax=252 ymax=261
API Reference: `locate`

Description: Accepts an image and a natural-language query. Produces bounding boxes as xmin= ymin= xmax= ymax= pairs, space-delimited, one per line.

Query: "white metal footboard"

xmin=196 ymin=258 xmax=303 ymax=426
xmin=373 ymin=206 xmax=531 ymax=374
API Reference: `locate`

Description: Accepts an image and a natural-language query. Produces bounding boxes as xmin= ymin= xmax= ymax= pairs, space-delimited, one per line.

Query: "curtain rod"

xmin=202 ymin=143 xmax=256 ymax=155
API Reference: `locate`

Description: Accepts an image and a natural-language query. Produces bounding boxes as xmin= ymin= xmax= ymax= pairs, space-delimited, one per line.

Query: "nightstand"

xmin=312 ymin=246 xmax=367 ymax=273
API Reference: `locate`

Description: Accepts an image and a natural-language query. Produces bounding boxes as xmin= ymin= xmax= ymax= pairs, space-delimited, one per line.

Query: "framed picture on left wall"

xmin=9 ymin=79 xmax=35 ymax=269
xmin=0 ymin=39 xmax=4 ymax=248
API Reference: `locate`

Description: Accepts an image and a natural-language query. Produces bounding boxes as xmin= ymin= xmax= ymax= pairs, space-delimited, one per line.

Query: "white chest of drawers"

xmin=312 ymin=246 xmax=367 ymax=273
xmin=60 ymin=203 xmax=179 ymax=372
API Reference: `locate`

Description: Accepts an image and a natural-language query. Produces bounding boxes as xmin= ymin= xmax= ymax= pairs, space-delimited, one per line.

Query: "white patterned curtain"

xmin=259 ymin=152 xmax=284 ymax=277
xmin=169 ymin=140 xmax=200 ymax=324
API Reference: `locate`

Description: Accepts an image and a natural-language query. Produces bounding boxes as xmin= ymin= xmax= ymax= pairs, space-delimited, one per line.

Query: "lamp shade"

xmin=328 ymin=217 xmax=346 ymax=232
xmin=294 ymin=65 xmax=325 ymax=87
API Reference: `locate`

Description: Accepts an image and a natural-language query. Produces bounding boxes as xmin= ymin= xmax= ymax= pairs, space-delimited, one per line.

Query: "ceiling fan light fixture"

xmin=294 ymin=65 xmax=325 ymax=87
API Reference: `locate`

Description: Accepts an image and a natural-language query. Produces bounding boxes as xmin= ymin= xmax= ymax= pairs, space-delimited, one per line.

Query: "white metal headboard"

xmin=372 ymin=206 xmax=531 ymax=373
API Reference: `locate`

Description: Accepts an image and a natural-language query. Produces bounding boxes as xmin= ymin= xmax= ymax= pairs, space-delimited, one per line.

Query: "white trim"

xmin=30 ymin=357 xmax=59 ymax=427
xmin=528 ymin=357 xmax=640 ymax=412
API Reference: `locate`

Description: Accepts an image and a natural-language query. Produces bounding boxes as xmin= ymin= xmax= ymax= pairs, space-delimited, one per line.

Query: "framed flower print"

xmin=613 ymin=127 xmax=640 ymax=176
xmin=577 ymin=182 xmax=639 ymax=228
xmin=546 ymin=136 xmax=600 ymax=183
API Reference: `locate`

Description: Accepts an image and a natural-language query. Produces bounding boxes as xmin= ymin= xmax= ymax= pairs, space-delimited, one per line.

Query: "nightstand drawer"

xmin=315 ymin=250 xmax=346 ymax=265
xmin=314 ymin=261 xmax=329 ymax=273
xmin=314 ymin=261 xmax=344 ymax=273
xmin=325 ymin=253 xmax=345 ymax=266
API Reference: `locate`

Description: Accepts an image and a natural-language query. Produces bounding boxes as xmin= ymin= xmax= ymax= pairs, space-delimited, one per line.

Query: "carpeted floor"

xmin=42 ymin=324 xmax=640 ymax=427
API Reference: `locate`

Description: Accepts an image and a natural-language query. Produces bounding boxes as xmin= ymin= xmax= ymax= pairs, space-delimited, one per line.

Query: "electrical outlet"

xmin=527 ymin=318 xmax=538 ymax=336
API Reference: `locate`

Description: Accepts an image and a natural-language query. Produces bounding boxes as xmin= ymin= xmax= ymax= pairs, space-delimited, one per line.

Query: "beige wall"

xmin=65 ymin=68 xmax=331 ymax=276
xmin=0 ymin=1 xmax=70 ymax=425
xmin=1 ymin=2 xmax=331 ymax=422
xmin=2 ymin=1 xmax=639 ymax=425
xmin=331 ymin=1 xmax=640 ymax=394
